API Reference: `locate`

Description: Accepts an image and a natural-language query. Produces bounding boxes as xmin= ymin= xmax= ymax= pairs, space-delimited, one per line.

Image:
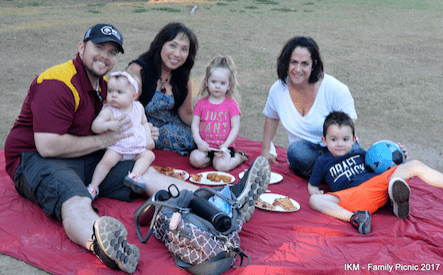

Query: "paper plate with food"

xmin=153 ymin=166 xmax=189 ymax=181
xmin=189 ymin=171 xmax=235 ymax=185
xmin=255 ymin=193 xmax=300 ymax=212
xmin=238 ymin=170 xmax=283 ymax=184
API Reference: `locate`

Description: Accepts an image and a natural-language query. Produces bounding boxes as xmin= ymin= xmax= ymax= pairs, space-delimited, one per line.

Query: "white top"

xmin=263 ymin=74 xmax=357 ymax=146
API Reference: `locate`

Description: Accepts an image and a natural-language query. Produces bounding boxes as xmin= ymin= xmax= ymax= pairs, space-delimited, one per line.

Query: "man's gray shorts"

xmin=14 ymin=151 xmax=137 ymax=221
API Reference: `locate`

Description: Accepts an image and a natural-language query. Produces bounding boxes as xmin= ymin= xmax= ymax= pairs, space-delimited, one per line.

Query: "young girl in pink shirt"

xmin=190 ymin=56 xmax=248 ymax=171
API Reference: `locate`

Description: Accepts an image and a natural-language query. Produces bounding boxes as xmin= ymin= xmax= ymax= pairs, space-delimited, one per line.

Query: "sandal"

xmin=235 ymin=150 xmax=249 ymax=163
xmin=124 ymin=173 xmax=146 ymax=194
xmin=87 ymin=184 xmax=99 ymax=201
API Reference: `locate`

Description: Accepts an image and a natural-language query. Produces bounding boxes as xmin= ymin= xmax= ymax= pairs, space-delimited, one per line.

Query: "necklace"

xmin=160 ymin=74 xmax=171 ymax=93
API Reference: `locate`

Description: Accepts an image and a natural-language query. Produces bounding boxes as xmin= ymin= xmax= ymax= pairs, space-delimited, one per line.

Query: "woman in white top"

xmin=261 ymin=36 xmax=361 ymax=178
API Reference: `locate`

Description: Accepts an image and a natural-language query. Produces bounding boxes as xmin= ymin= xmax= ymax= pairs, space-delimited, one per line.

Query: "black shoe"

xmin=91 ymin=216 xmax=140 ymax=273
xmin=350 ymin=210 xmax=371 ymax=234
xmin=231 ymin=156 xmax=271 ymax=223
xmin=388 ymin=177 xmax=411 ymax=219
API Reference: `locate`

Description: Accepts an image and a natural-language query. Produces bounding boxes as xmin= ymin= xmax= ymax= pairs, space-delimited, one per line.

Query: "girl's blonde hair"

xmin=199 ymin=56 xmax=239 ymax=102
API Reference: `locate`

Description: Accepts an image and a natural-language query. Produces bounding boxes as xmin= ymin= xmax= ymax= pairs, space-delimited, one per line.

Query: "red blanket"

xmin=1 ymin=137 xmax=443 ymax=275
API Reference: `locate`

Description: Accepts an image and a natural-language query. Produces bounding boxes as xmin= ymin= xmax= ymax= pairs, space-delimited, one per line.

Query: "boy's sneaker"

xmin=230 ymin=156 xmax=271 ymax=223
xmin=91 ymin=216 xmax=140 ymax=273
xmin=388 ymin=177 xmax=411 ymax=219
xmin=350 ymin=210 xmax=371 ymax=234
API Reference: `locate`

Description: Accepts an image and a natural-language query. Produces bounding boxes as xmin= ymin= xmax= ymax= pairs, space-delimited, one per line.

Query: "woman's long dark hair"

xmin=134 ymin=22 xmax=198 ymax=111
xmin=277 ymin=36 xmax=323 ymax=85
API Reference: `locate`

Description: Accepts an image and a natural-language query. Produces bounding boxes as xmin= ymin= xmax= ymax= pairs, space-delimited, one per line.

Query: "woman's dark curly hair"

xmin=277 ymin=36 xmax=323 ymax=85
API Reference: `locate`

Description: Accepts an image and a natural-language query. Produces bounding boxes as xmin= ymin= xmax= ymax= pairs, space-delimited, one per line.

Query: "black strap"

xmin=134 ymin=203 xmax=162 ymax=243
xmin=174 ymin=250 xmax=250 ymax=275
xmin=231 ymin=247 xmax=251 ymax=268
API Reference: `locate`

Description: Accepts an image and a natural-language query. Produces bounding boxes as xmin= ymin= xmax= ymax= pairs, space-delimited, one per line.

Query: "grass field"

xmin=1 ymin=0 xmax=442 ymax=273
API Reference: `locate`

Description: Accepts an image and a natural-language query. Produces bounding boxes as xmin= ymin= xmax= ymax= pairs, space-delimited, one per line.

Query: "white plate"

xmin=174 ymin=169 xmax=190 ymax=181
xmin=189 ymin=171 xmax=235 ymax=185
xmin=255 ymin=193 xmax=300 ymax=212
xmin=238 ymin=170 xmax=283 ymax=184
xmin=153 ymin=166 xmax=189 ymax=181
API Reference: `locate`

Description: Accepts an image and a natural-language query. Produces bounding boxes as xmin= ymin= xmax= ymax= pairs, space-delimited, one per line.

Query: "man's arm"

xmin=35 ymin=115 xmax=132 ymax=158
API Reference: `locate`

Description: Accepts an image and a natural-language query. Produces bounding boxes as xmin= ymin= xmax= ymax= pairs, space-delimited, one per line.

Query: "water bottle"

xmin=188 ymin=196 xmax=232 ymax=232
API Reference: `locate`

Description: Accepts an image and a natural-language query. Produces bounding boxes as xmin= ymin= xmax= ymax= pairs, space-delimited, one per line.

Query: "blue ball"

xmin=365 ymin=140 xmax=405 ymax=174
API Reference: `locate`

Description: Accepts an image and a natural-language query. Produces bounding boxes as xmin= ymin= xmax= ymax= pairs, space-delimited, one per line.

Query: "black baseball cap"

xmin=83 ymin=23 xmax=124 ymax=53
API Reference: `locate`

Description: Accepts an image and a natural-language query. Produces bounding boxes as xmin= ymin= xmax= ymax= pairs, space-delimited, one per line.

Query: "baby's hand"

xmin=146 ymin=138 xmax=155 ymax=150
xmin=107 ymin=120 xmax=122 ymax=132
xmin=109 ymin=114 xmax=131 ymax=132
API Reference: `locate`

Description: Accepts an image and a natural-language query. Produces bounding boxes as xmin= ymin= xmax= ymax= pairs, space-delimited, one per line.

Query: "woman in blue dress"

xmin=128 ymin=22 xmax=198 ymax=155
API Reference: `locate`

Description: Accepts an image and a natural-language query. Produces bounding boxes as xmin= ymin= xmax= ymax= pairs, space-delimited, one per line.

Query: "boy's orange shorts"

xmin=333 ymin=166 xmax=399 ymax=214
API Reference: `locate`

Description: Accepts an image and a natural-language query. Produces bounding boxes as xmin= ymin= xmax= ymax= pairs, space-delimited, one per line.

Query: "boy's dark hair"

xmin=323 ymin=111 xmax=355 ymax=137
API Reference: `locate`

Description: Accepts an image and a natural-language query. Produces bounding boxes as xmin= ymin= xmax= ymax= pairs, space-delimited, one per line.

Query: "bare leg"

xmin=309 ymin=193 xmax=354 ymax=221
xmin=62 ymin=196 xmax=140 ymax=273
xmin=141 ymin=166 xmax=199 ymax=196
xmin=61 ymin=196 xmax=98 ymax=250
xmin=390 ymin=160 xmax=443 ymax=188
xmin=131 ymin=150 xmax=155 ymax=175
xmin=90 ymin=149 xmax=122 ymax=186
xmin=189 ymin=149 xmax=211 ymax=168
xmin=213 ymin=151 xmax=247 ymax=172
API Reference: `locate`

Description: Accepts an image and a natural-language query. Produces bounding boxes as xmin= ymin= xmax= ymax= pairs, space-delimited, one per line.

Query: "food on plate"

xmin=273 ymin=197 xmax=297 ymax=211
xmin=190 ymin=174 xmax=202 ymax=182
xmin=153 ymin=166 xmax=186 ymax=180
xmin=206 ymin=173 xmax=232 ymax=183
xmin=255 ymin=197 xmax=276 ymax=210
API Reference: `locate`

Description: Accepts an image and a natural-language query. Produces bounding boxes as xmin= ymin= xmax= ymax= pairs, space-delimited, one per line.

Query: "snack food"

xmin=190 ymin=174 xmax=202 ymax=182
xmin=256 ymin=197 xmax=276 ymax=210
xmin=153 ymin=166 xmax=187 ymax=180
xmin=273 ymin=197 xmax=297 ymax=211
xmin=206 ymin=172 xmax=232 ymax=183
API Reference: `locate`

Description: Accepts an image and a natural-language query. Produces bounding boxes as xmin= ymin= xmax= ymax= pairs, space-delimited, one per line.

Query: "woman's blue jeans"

xmin=287 ymin=139 xmax=362 ymax=178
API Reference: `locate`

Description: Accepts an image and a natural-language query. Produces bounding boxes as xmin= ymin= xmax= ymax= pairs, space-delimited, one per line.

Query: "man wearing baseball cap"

xmin=83 ymin=23 xmax=125 ymax=53
xmin=4 ymin=23 xmax=139 ymax=273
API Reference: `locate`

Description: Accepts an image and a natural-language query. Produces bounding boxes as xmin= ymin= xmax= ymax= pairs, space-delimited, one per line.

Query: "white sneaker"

xmin=91 ymin=216 xmax=140 ymax=273
xmin=388 ymin=177 xmax=411 ymax=219
xmin=231 ymin=156 xmax=271 ymax=223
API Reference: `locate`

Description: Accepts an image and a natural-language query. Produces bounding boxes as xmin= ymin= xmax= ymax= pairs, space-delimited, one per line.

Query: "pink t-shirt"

xmin=193 ymin=97 xmax=241 ymax=147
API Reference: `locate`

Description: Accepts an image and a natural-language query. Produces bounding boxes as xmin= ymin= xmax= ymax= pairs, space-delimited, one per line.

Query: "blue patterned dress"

xmin=145 ymin=91 xmax=196 ymax=155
